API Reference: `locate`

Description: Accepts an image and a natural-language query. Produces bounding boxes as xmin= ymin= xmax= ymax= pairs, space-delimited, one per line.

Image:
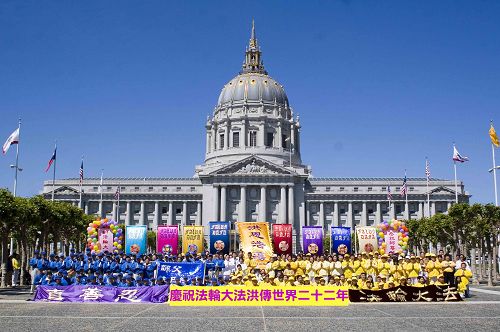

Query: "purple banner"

xmin=34 ymin=285 xmax=169 ymax=303
xmin=302 ymin=226 xmax=323 ymax=255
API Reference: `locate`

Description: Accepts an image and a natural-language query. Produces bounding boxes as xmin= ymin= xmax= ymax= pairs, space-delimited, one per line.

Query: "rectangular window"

xmin=381 ymin=187 xmax=386 ymax=191
xmin=161 ymin=207 xmax=168 ymax=214
xmin=325 ymin=187 xmax=331 ymax=192
xmin=232 ymin=132 xmax=239 ymax=148
xmin=176 ymin=208 xmax=181 ymax=214
xmin=282 ymin=134 xmax=287 ymax=148
xmin=409 ymin=187 xmax=415 ymax=191
xmin=148 ymin=186 xmax=154 ymax=192
xmin=220 ymin=134 xmax=225 ymax=149
xmin=190 ymin=187 xmax=196 ymax=192
xmin=106 ymin=186 xmax=112 ymax=191
xmin=266 ymin=132 xmax=274 ymax=147
xmin=354 ymin=187 xmax=359 ymax=192
xmin=93 ymin=186 xmax=98 ymax=192
xmin=176 ymin=187 xmax=181 ymax=192
xmin=339 ymin=187 xmax=344 ymax=192
xmin=368 ymin=209 xmax=374 ymax=214
xmin=249 ymin=131 xmax=257 ymax=147
xmin=120 ymin=186 xmax=125 ymax=190
xmin=162 ymin=187 xmax=168 ymax=191
xmin=367 ymin=187 xmax=372 ymax=192
xmin=134 ymin=187 xmax=140 ymax=192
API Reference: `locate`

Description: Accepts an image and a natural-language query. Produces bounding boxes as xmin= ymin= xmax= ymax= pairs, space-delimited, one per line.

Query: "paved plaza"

xmin=0 ymin=287 xmax=499 ymax=332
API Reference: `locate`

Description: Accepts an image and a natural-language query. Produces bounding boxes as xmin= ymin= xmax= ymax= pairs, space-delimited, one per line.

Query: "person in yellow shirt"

xmin=413 ymin=276 xmax=426 ymax=287
xmin=283 ymin=264 xmax=294 ymax=278
xmin=305 ymin=256 xmax=315 ymax=281
xmin=354 ymin=255 xmax=364 ymax=276
xmin=455 ymin=276 xmax=467 ymax=298
xmin=404 ymin=256 xmax=421 ymax=284
xmin=278 ymin=255 xmax=288 ymax=271
xmin=342 ymin=254 xmax=354 ymax=279
xmin=296 ymin=255 xmax=307 ymax=277
xmin=454 ymin=262 xmax=472 ymax=298
xmin=290 ymin=256 xmax=299 ymax=274
xmin=260 ymin=276 xmax=272 ymax=288
xmin=11 ymin=254 xmax=20 ymax=287
xmin=312 ymin=256 xmax=322 ymax=278
xmin=426 ymin=254 xmax=441 ymax=283
xmin=377 ymin=254 xmax=391 ymax=277
xmin=441 ymin=254 xmax=456 ymax=286
xmin=433 ymin=275 xmax=448 ymax=286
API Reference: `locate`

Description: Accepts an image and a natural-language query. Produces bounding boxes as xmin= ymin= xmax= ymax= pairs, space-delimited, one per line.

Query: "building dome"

xmin=217 ymin=73 xmax=289 ymax=107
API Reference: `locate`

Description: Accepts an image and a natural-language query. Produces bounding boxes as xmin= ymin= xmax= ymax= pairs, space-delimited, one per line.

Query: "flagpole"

xmin=10 ymin=119 xmax=21 ymax=255
xmin=492 ymin=143 xmax=498 ymax=206
xmin=116 ymin=184 xmax=121 ymax=222
xmin=99 ymin=169 xmax=104 ymax=218
xmin=79 ymin=156 xmax=84 ymax=209
xmin=51 ymin=141 xmax=57 ymax=202
xmin=453 ymin=161 xmax=459 ymax=204
xmin=426 ymin=158 xmax=430 ymax=217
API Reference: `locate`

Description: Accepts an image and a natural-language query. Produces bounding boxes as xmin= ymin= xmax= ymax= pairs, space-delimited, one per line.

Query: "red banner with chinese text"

xmin=272 ymin=224 xmax=292 ymax=255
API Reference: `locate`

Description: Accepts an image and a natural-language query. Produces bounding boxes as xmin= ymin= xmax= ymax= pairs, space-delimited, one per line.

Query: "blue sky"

xmin=1 ymin=0 xmax=499 ymax=203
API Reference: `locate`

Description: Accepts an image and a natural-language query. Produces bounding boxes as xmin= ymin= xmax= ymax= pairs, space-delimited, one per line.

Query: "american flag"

xmin=400 ymin=173 xmax=407 ymax=197
xmin=44 ymin=147 xmax=57 ymax=172
xmin=79 ymin=160 xmax=84 ymax=184
xmin=425 ymin=159 xmax=431 ymax=181
xmin=114 ymin=186 xmax=120 ymax=201
xmin=387 ymin=185 xmax=393 ymax=201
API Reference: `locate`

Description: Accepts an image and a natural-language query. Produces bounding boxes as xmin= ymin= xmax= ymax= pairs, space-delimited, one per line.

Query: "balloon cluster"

xmin=86 ymin=218 xmax=123 ymax=254
xmin=376 ymin=219 xmax=409 ymax=254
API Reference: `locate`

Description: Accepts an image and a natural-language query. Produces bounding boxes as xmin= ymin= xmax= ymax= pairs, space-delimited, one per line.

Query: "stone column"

xmin=214 ymin=186 xmax=220 ymax=221
xmin=447 ymin=201 xmax=452 ymax=212
xmin=182 ymin=201 xmax=188 ymax=225
xmin=419 ymin=202 xmax=424 ymax=219
xmin=305 ymin=201 xmax=311 ymax=226
xmin=319 ymin=201 xmax=325 ymax=228
xmin=168 ymin=201 xmax=174 ymax=225
xmin=98 ymin=201 xmax=104 ymax=218
xmin=224 ymin=122 xmax=229 ymax=150
xmin=277 ymin=122 xmax=282 ymax=148
xmin=405 ymin=201 xmax=410 ymax=220
xmin=126 ymin=201 xmax=132 ymax=226
xmin=196 ymin=201 xmax=202 ymax=225
xmin=84 ymin=202 xmax=89 ymax=215
xmin=211 ymin=127 xmax=216 ymax=151
xmin=290 ymin=123 xmax=295 ymax=150
xmin=140 ymin=201 xmax=146 ymax=226
xmin=239 ymin=186 xmax=247 ymax=222
xmin=259 ymin=186 xmax=267 ymax=221
xmin=242 ymin=117 xmax=247 ymax=147
xmin=112 ymin=201 xmax=117 ymax=221
xmin=220 ymin=186 xmax=227 ymax=221
xmin=280 ymin=186 xmax=287 ymax=223
xmin=347 ymin=202 xmax=353 ymax=227
xmin=206 ymin=130 xmax=210 ymax=154
xmin=376 ymin=202 xmax=382 ymax=224
xmin=431 ymin=201 xmax=436 ymax=216
xmin=361 ymin=202 xmax=367 ymax=226
xmin=288 ymin=186 xmax=294 ymax=225
xmin=333 ymin=201 xmax=339 ymax=226
xmin=154 ymin=201 xmax=160 ymax=230
xmin=259 ymin=121 xmax=265 ymax=146
xmin=389 ymin=202 xmax=395 ymax=220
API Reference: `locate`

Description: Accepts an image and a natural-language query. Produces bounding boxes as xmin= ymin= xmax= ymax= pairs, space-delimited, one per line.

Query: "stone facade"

xmin=42 ymin=22 xmax=469 ymax=250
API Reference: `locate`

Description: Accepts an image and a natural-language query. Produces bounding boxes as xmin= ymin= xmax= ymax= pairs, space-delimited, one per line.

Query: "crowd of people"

xmin=27 ymin=248 xmax=473 ymax=298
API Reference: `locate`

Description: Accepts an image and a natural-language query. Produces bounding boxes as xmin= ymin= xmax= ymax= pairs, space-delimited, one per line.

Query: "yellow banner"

xmin=169 ymin=285 xmax=350 ymax=306
xmin=182 ymin=225 xmax=204 ymax=254
xmin=237 ymin=222 xmax=273 ymax=267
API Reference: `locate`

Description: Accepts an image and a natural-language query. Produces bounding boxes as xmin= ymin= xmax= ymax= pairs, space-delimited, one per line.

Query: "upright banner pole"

xmin=10 ymin=119 xmax=21 ymax=255
xmin=51 ymin=141 xmax=57 ymax=202
xmin=492 ymin=144 xmax=498 ymax=206
xmin=453 ymin=162 xmax=459 ymax=203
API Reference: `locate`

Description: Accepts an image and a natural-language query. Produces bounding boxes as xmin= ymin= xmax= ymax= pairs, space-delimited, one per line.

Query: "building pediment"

xmin=428 ymin=186 xmax=456 ymax=195
xmin=53 ymin=186 xmax=80 ymax=195
xmin=210 ymin=155 xmax=296 ymax=176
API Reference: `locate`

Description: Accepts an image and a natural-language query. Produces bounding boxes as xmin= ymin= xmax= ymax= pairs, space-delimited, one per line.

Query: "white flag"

xmin=2 ymin=128 xmax=19 ymax=154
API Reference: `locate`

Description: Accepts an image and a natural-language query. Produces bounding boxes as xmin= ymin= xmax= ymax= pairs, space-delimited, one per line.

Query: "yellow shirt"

xmin=454 ymin=269 xmax=472 ymax=282
xmin=297 ymin=260 xmax=307 ymax=276
xmin=12 ymin=258 xmax=20 ymax=270
xmin=377 ymin=261 xmax=391 ymax=276
xmin=442 ymin=261 xmax=456 ymax=273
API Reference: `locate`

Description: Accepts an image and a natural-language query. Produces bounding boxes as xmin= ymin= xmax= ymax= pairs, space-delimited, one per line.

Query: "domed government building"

xmin=43 ymin=22 xmax=469 ymax=250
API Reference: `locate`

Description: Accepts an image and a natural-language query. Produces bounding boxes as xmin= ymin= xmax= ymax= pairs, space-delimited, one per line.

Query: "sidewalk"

xmin=0 ymin=286 xmax=33 ymax=301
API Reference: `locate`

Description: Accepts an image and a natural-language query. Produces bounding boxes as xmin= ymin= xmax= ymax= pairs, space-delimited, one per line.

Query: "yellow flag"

xmin=182 ymin=225 xmax=204 ymax=254
xmin=237 ymin=221 xmax=273 ymax=267
xmin=490 ymin=123 xmax=500 ymax=147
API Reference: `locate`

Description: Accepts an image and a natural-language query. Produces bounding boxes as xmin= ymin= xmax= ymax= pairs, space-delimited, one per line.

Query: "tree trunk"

xmin=493 ymin=236 xmax=499 ymax=280
xmin=19 ymin=235 xmax=28 ymax=286
xmin=1 ymin=233 xmax=9 ymax=288
xmin=487 ymin=236 xmax=494 ymax=287
xmin=478 ymin=245 xmax=484 ymax=282
xmin=470 ymin=247 xmax=479 ymax=285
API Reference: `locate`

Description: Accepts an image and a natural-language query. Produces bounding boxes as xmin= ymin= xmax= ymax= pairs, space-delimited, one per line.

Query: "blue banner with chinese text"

xmin=331 ymin=226 xmax=351 ymax=255
xmin=209 ymin=221 xmax=230 ymax=255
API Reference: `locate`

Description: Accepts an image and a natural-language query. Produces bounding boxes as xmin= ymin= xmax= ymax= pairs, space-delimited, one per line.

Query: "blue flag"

xmin=209 ymin=221 xmax=230 ymax=255
xmin=157 ymin=262 xmax=205 ymax=282
xmin=331 ymin=226 xmax=351 ymax=255
xmin=125 ymin=225 xmax=147 ymax=255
